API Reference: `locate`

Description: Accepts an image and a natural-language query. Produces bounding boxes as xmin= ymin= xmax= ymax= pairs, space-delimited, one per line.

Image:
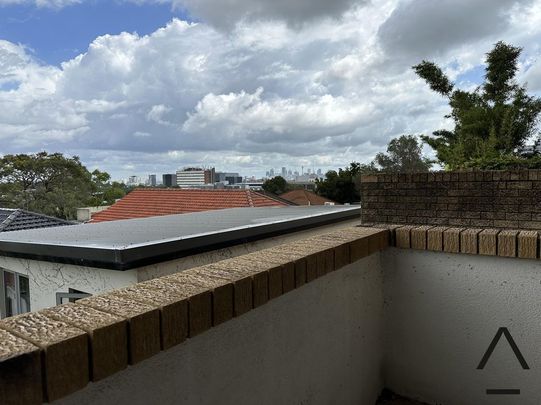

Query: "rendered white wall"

xmin=0 ymin=256 xmax=137 ymax=313
xmin=56 ymin=253 xmax=384 ymax=405
xmin=382 ymin=248 xmax=541 ymax=405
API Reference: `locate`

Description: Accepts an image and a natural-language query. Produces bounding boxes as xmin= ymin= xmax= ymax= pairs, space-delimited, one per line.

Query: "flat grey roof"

xmin=0 ymin=206 xmax=360 ymax=270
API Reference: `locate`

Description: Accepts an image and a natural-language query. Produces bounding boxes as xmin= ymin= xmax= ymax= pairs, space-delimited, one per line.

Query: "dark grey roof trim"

xmin=0 ymin=207 xmax=359 ymax=270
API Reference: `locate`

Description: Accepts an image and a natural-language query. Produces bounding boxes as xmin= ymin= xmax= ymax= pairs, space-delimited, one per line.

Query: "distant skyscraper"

xmin=317 ymin=168 xmax=322 ymax=176
xmin=148 ymin=174 xmax=157 ymax=187
xmin=127 ymin=175 xmax=139 ymax=186
xmin=281 ymin=167 xmax=287 ymax=177
xmin=162 ymin=174 xmax=175 ymax=187
xmin=269 ymin=168 xmax=275 ymax=177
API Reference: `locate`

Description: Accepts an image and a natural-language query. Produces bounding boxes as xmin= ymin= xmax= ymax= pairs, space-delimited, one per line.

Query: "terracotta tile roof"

xmin=90 ymin=189 xmax=290 ymax=222
xmin=279 ymin=190 xmax=337 ymax=206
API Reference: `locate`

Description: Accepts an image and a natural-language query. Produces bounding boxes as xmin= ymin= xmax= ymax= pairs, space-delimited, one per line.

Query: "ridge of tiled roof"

xmin=0 ymin=208 xmax=75 ymax=232
xmin=90 ymin=188 xmax=292 ymax=223
xmin=279 ymin=190 xmax=337 ymax=206
xmin=255 ymin=190 xmax=300 ymax=206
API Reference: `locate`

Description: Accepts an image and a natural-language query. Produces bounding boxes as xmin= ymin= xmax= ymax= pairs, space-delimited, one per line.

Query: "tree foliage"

xmin=0 ymin=152 xmax=124 ymax=219
xmin=413 ymin=41 xmax=541 ymax=169
xmin=262 ymin=176 xmax=289 ymax=195
xmin=373 ymin=135 xmax=432 ymax=172
xmin=316 ymin=162 xmax=375 ymax=204
xmin=88 ymin=169 xmax=127 ymax=207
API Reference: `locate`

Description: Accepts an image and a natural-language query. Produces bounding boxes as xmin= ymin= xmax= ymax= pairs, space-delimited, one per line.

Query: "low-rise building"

xmin=215 ymin=172 xmax=243 ymax=185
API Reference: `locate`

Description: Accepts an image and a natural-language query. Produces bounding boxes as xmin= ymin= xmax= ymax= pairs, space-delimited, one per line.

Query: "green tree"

xmin=262 ymin=176 xmax=289 ymax=195
xmin=88 ymin=169 xmax=126 ymax=206
xmin=373 ymin=135 xmax=432 ymax=172
xmin=413 ymin=41 xmax=541 ymax=169
xmin=103 ymin=181 xmax=127 ymax=204
xmin=316 ymin=162 xmax=375 ymax=204
xmin=0 ymin=152 xmax=116 ymax=219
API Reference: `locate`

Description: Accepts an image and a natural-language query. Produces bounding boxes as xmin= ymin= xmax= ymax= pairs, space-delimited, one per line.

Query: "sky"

xmin=1 ymin=0 xmax=541 ymax=181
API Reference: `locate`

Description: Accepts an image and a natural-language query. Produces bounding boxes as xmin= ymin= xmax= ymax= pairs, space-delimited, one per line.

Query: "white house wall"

xmin=0 ymin=256 xmax=137 ymax=313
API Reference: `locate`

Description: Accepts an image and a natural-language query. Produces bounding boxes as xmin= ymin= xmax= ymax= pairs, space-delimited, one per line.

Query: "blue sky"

xmin=0 ymin=1 xmax=190 ymax=65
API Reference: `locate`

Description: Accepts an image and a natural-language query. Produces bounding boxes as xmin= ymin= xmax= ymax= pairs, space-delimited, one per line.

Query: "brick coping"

xmin=362 ymin=224 xmax=539 ymax=259
xmin=0 ymin=226 xmax=387 ymax=405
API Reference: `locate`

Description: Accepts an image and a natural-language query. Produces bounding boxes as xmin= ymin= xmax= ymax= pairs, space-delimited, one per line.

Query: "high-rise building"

xmin=281 ymin=167 xmax=287 ymax=177
xmin=269 ymin=168 xmax=275 ymax=177
xmin=176 ymin=167 xmax=215 ymax=187
xmin=162 ymin=174 xmax=175 ymax=187
xmin=148 ymin=174 xmax=157 ymax=187
xmin=127 ymin=176 xmax=144 ymax=186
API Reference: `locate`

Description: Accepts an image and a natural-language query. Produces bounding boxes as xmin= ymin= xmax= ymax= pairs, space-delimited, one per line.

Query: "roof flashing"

xmin=0 ymin=206 xmax=360 ymax=270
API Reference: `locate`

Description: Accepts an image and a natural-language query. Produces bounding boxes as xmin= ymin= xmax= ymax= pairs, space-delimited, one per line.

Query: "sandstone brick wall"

xmin=360 ymin=170 xmax=541 ymax=229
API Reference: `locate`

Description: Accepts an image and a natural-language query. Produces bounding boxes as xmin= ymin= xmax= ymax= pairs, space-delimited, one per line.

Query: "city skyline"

xmin=122 ymin=165 xmax=327 ymax=185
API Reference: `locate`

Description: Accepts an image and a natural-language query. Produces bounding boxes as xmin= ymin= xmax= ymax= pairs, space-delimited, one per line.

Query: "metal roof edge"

xmin=0 ymin=207 xmax=360 ymax=270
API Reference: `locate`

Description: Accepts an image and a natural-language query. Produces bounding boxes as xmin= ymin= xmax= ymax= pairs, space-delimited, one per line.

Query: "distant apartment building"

xmin=176 ymin=167 xmax=215 ymax=187
xmin=162 ymin=174 xmax=175 ymax=187
xmin=215 ymin=172 xmax=243 ymax=185
xmin=148 ymin=174 xmax=157 ymax=187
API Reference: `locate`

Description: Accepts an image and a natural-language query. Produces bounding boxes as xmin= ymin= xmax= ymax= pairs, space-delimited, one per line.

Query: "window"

xmin=55 ymin=288 xmax=91 ymax=305
xmin=0 ymin=269 xmax=30 ymax=319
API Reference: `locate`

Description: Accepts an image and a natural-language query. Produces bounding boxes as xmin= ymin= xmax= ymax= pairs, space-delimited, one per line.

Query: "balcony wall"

xmin=56 ymin=253 xmax=384 ymax=405
xmin=382 ymin=248 xmax=541 ymax=405
xmin=3 ymin=223 xmax=541 ymax=404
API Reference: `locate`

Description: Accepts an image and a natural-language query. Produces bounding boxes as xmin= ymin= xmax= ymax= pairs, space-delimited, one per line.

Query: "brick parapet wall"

xmin=0 ymin=226 xmax=388 ymax=405
xmin=360 ymin=170 xmax=541 ymax=229
xmin=361 ymin=224 xmax=540 ymax=260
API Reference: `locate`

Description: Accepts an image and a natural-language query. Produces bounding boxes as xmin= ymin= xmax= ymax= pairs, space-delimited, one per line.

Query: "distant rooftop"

xmin=0 ymin=208 xmax=75 ymax=232
xmin=0 ymin=206 xmax=360 ymax=270
xmin=90 ymin=188 xmax=291 ymax=222
xmin=280 ymin=189 xmax=337 ymax=206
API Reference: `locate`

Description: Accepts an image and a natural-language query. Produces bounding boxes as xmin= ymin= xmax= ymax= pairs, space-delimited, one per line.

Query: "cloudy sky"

xmin=1 ymin=0 xmax=541 ymax=180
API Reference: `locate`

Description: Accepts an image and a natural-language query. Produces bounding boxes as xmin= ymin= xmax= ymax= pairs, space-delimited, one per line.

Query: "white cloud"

xmin=183 ymin=88 xmax=375 ymax=142
xmin=0 ymin=0 xmax=540 ymax=178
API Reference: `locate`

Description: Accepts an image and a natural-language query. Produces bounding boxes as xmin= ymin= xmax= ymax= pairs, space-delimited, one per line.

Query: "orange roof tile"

xmin=279 ymin=190 xmax=337 ymax=206
xmin=90 ymin=189 xmax=290 ymax=222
